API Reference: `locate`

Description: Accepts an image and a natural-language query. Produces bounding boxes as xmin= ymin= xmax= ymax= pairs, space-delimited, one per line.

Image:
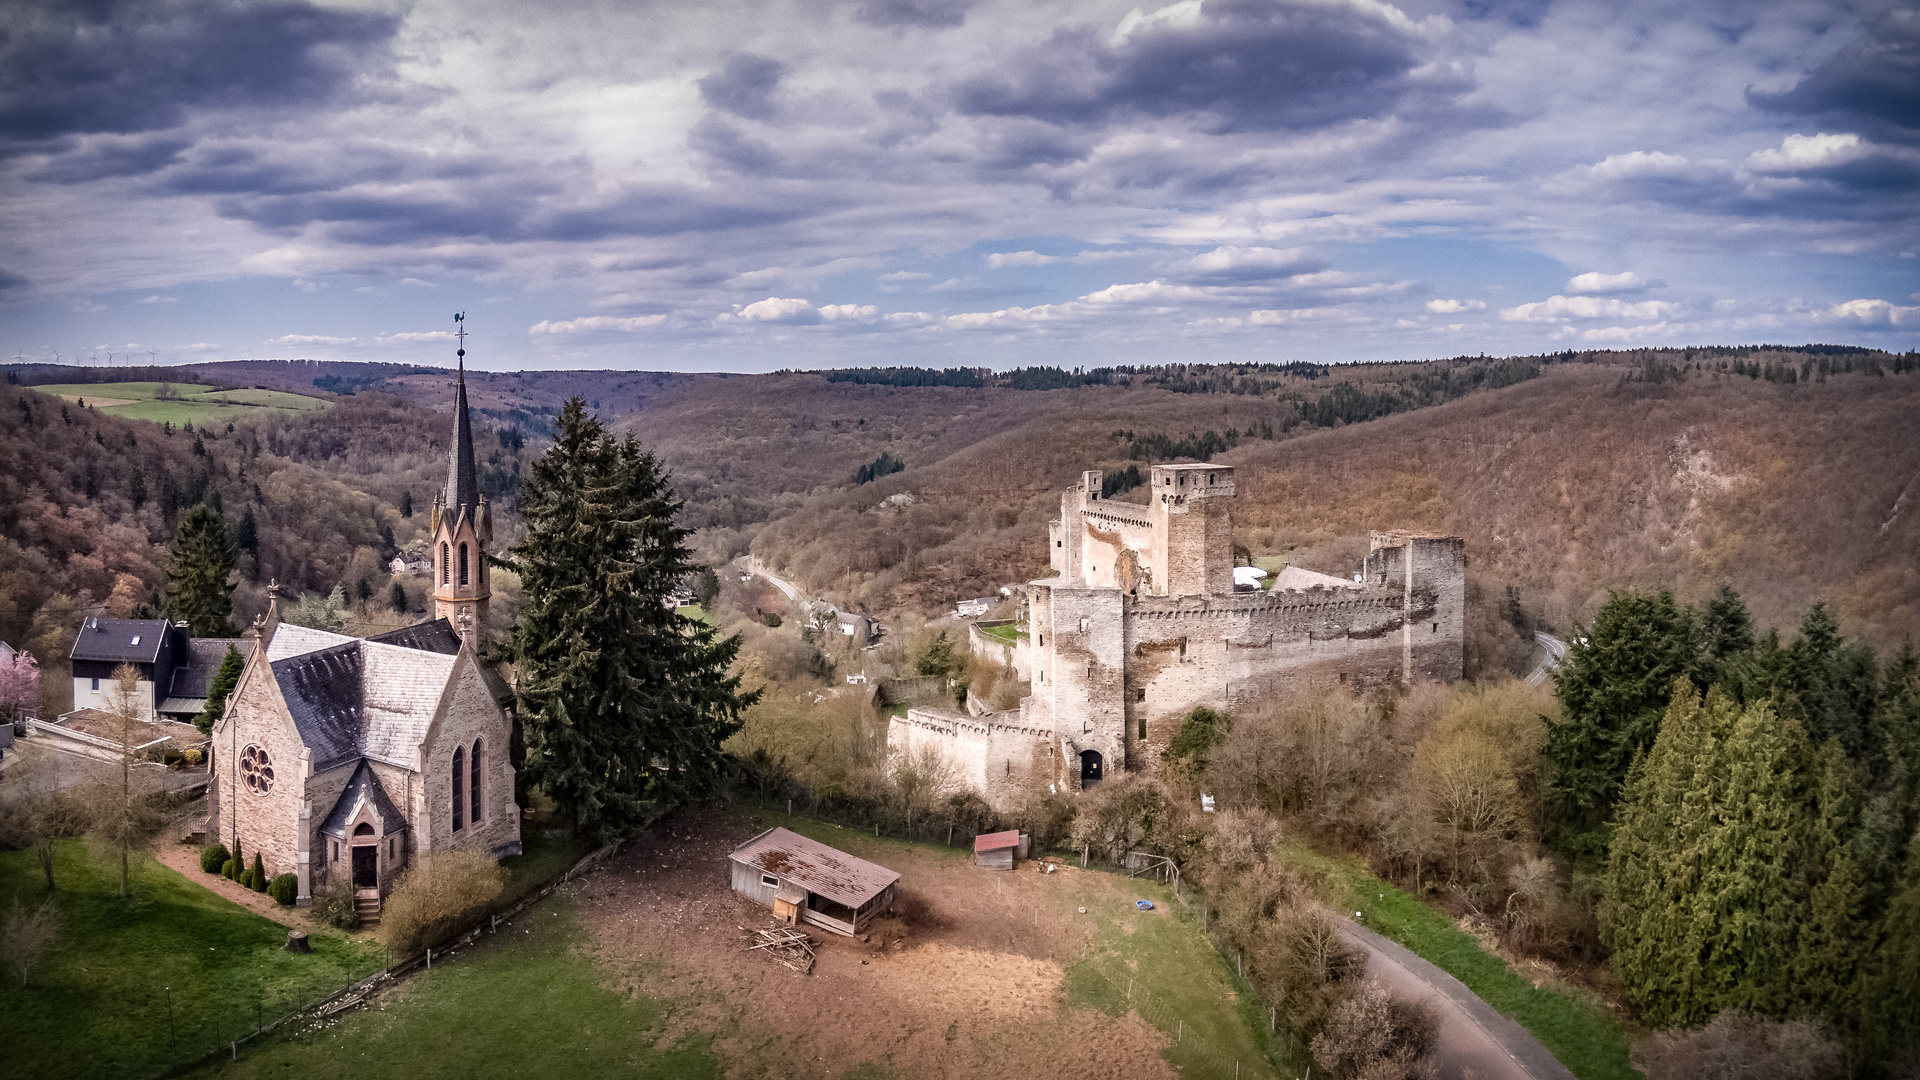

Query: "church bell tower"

xmin=430 ymin=315 xmax=492 ymax=651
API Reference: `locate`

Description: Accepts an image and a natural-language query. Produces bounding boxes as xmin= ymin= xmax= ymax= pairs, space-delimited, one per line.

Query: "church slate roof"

xmin=319 ymin=758 xmax=408 ymax=838
xmin=266 ymin=624 xmax=357 ymax=662
xmin=270 ymin=634 xmax=458 ymax=773
xmin=366 ymin=618 xmax=462 ymax=655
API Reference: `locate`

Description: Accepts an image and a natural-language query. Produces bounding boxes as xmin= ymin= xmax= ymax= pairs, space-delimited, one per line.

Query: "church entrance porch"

xmin=351 ymin=822 xmax=383 ymax=925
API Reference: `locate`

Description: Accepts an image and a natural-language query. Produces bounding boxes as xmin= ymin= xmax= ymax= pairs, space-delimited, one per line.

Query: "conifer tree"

xmin=234 ymin=505 xmax=259 ymax=576
xmin=1697 ymin=584 xmax=1754 ymax=684
xmin=1546 ymin=590 xmax=1699 ymax=857
xmin=509 ymin=399 xmax=756 ymax=841
xmin=165 ymin=502 xmax=237 ymax=636
xmin=1792 ymin=741 xmax=1866 ymax=1032
xmin=1861 ymin=831 xmax=1920 ymax=1068
xmin=195 ymin=645 xmax=245 ymax=734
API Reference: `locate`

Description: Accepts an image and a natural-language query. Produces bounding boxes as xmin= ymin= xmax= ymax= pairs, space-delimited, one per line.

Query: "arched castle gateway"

xmin=888 ymin=464 xmax=1464 ymax=810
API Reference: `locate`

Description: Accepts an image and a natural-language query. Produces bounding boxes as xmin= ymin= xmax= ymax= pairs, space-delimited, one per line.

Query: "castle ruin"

xmin=887 ymin=463 xmax=1464 ymax=810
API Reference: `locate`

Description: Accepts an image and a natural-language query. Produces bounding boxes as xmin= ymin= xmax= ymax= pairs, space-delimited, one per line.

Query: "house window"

xmin=91 ymin=677 xmax=100 ymax=692
xmin=470 ymin=738 xmax=483 ymax=824
xmin=441 ymin=542 xmax=450 ymax=585
xmin=452 ymin=746 xmax=466 ymax=831
xmin=761 ymin=874 xmax=778 ymax=888
xmin=459 ymin=543 xmax=469 ymax=586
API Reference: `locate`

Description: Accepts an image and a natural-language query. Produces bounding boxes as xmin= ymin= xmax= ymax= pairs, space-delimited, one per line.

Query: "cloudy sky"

xmin=2 ymin=0 xmax=1916 ymax=371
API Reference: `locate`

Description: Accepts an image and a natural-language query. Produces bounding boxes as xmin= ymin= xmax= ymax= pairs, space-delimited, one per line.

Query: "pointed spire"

xmin=446 ymin=322 xmax=479 ymax=519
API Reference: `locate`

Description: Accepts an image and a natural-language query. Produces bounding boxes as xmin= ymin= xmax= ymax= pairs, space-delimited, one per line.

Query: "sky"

xmin=1 ymin=0 xmax=1916 ymax=373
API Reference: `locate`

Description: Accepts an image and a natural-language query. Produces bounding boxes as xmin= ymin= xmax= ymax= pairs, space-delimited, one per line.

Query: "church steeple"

xmin=430 ymin=313 xmax=491 ymax=651
xmin=446 ymin=351 xmax=479 ymax=523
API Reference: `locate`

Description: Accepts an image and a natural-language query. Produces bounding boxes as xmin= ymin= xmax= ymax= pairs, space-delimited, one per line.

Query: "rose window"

xmin=240 ymin=744 xmax=274 ymax=795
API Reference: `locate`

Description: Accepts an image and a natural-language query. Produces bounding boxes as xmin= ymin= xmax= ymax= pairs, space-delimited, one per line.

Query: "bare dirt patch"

xmin=576 ymin=810 xmax=1176 ymax=1080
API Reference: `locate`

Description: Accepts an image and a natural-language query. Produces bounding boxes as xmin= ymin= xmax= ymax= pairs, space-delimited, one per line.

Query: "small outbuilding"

xmin=973 ymin=829 xmax=1030 ymax=870
xmin=729 ymin=827 xmax=900 ymax=937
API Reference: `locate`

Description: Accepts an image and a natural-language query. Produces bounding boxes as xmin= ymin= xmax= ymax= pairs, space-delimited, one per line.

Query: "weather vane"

xmin=454 ymin=311 xmax=467 ymax=355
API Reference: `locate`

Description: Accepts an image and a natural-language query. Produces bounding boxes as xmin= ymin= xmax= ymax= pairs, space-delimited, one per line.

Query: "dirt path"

xmin=153 ymin=839 xmax=321 ymax=932
xmin=575 ymin=810 xmax=1179 ymax=1080
xmin=1339 ymin=920 xmax=1577 ymax=1080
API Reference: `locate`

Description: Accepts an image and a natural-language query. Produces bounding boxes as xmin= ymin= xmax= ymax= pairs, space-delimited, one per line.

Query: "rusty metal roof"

xmin=729 ymin=827 xmax=899 ymax=909
xmin=974 ymin=829 xmax=1020 ymax=853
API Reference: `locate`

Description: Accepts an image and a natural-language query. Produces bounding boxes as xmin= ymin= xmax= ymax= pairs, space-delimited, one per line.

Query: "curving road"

xmin=1525 ymin=631 xmax=1567 ymax=688
xmin=1338 ymin=919 xmax=1578 ymax=1080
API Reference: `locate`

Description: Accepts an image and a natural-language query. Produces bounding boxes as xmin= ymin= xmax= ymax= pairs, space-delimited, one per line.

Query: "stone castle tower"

xmin=430 ymin=344 xmax=491 ymax=650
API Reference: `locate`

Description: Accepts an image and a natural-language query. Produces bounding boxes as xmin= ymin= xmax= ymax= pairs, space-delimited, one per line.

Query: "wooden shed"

xmin=974 ymin=829 xmax=1026 ymax=870
xmin=729 ymin=827 xmax=900 ymax=937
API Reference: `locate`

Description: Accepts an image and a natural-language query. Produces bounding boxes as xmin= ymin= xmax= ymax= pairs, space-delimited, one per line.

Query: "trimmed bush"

xmin=377 ymin=852 xmax=504 ymax=955
xmin=199 ymin=844 xmax=231 ymax=874
xmin=251 ymin=853 xmax=267 ymax=892
xmin=227 ymin=838 xmax=243 ymax=880
xmin=313 ymin=879 xmax=359 ymax=931
xmin=267 ymin=873 xmax=298 ymax=907
xmin=219 ymin=858 xmax=237 ymax=879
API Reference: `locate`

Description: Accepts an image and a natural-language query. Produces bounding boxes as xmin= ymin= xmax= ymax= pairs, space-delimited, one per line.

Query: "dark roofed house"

xmin=70 ymin=617 xmax=189 ymax=722
xmin=158 ymin=637 xmax=255 ymax=723
xmin=729 ymin=827 xmax=899 ymax=936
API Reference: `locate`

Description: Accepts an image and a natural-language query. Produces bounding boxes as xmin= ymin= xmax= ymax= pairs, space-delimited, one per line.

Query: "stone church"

xmin=207 ymin=349 xmax=519 ymax=912
xmin=890 ymin=463 xmax=1466 ymax=810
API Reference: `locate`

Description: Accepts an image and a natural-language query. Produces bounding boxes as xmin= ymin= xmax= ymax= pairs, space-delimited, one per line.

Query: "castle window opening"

xmin=452 ymin=745 xmax=466 ymax=831
xmin=1432 ymin=622 xmax=1439 ymax=633
xmin=1138 ymin=717 xmax=1146 ymax=739
xmin=1078 ymin=617 xmax=1090 ymax=633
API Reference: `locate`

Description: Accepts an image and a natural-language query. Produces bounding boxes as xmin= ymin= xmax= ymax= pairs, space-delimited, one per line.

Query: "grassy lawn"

xmin=186 ymin=897 xmax=719 ymax=1080
xmin=1282 ymin=842 xmax=1640 ymax=1080
xmin=975 ymin=621 xmax=1025 ymax=647
xmin=33 ymin=381 xmax=329 ymax=426
xmin=0 ymin=841 xmax=383 ymax=1080
xmin=757 ymin=808 xmax=1287 ymax=1078
xmin=675 ymin=604 xmax=714 ymax=626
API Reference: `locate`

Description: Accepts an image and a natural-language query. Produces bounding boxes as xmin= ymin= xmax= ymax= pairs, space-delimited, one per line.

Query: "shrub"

xmin=376 ymin=852 xmax=504 ymax=955
xmin=183 ymin=748 xmax=203 ymax=767
xmin=267 ymin=873 xmax=298 ymax=907
xmin=250 ymin=853 xmax=267 ymax=892
xmin=1309 ymin=979 xmax=1436 ymax=1080
xmin=313 ymin=878 xmax=359 ymax=930
xmin=1632 ymin=1011 xmax=1845 ymax=1080
xmin=199 ymin=844 xmax=230 ymax=874
xmin=219 ymin=858 xmax=237 ymax=879
xmin=227 ymin=838 xmax=242 ymax=879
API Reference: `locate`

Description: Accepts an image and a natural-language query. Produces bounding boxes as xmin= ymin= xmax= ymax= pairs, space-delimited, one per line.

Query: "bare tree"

xmin=0 ymin=898 xmax=59 ymax=988
xmin=889 ymin=743 xmax=957 ymax=838
xmin=84 ymin=664 xmax=170 ymax=898
xmin=0 ymin=748 xmax=89 ymax=891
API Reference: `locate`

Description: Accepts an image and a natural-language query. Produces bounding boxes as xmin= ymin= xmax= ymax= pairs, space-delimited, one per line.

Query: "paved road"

xmin=1339 ymin=919 xmax=1577 ymax=1080
xmin=1525 ymin=631 xmax=1567 ymax=688
xmin=737 ymin=557 xmax=814 ymax=617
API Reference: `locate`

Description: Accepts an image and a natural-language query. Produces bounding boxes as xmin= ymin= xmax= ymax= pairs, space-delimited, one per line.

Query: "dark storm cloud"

xmin=27 ymin=134 xmax=190 ymax=182
xmin=0 ymin=266 xmax=29 ymax=291
xmin=952 ymin=0 xmax=1455 ymax=133
xmin=1749 ymin=7 xmax=1920 ymax=141
xmin=0 ymin=0 xmax=399 ymax=150
xmin=698 ymin=54 xmax=787 ymax=121
xmin=854 ymin=0 xmax=976 ymax=29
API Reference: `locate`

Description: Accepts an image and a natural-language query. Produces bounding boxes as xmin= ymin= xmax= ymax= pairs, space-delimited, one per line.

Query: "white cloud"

xmin=266 ymin=334 xmax=355 ymax=345
xmin=986 ymin=251 xmax=1058 ymax=267
xmin=878 ymin=270 xmax=932 ymax=281
xmin=1828 ymin=298 xmax=1917 ymax=325
xmin=819 ymin=303 xmax=878 ymax=320
xmin=1746 ymin=133 xmax=1868 ymax=174
xmin=138 ymin=295 xmax=177 ymax=304
xmin=1583 ymin=150 xmax=1695 ymax=180
xmin=527 ymin=315 xmax=667 ymax=334
xmin=1179 ymin=245 xmax=1317 ymax=277
xmin=397 ymin=277 xmax=436 ymax=288
xmin=1425 ymin=298 xmax=1485 ymax=313
xmin=1566 ymin=272 xmax=1646 ymax=294
xmin=1501 ymin=295 xmax=1680 ymax=322
xmin=1580 ymin=323 xmax=1672 ymax=342
xmin=378 ymin=330 xmax=457 ymax=342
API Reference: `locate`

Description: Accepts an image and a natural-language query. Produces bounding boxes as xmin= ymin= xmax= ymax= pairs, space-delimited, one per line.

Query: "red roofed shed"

xmin=974 ymin=829 xmax=1025 ymax=871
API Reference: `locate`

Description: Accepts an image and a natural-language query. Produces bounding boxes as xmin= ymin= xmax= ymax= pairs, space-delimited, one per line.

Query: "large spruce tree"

xmin=165 ymin=502 xmax=237 ymax=636
xmin=509 ymin=399 xmax=755 ymax=840
xmin=1545 ymin=589 xmax=1699 ymax=857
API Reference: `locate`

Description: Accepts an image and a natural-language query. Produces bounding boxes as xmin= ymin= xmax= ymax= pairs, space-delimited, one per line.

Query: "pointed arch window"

xmin=459 ymin=543 xmax=469 ymax=586
xmin=470 ymin=738 xmax=483 ymax=824
xmin=441 ymin=542 xmax=450 ymax=585
xmin=452 ymin=745 xmax=465 ymax=831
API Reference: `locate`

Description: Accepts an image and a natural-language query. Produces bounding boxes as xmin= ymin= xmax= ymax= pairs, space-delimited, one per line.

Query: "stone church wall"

xmin=416 ymin=659 xmax=522 ymax=861
xmin=210 ymin=666 xmax=311 ymax=890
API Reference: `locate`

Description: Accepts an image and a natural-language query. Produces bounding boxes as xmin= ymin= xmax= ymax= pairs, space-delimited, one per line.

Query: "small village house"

xmin=729 ymin=827 xmax=899 ymax=937
xmin=68 ymin=617 xmax=255 ymax=724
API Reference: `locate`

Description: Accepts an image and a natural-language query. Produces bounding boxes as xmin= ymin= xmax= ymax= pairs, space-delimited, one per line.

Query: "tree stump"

xmin=285 ymin=930 xmax=310 ymax=954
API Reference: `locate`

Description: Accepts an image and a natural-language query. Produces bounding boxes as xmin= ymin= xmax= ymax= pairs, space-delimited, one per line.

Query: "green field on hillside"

xmin=34 ymin=381 xmax=330 ymax=425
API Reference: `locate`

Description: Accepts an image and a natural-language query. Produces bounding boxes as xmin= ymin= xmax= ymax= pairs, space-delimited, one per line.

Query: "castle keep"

xmin=889 ymin=464 xmax=1464 ymax=810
